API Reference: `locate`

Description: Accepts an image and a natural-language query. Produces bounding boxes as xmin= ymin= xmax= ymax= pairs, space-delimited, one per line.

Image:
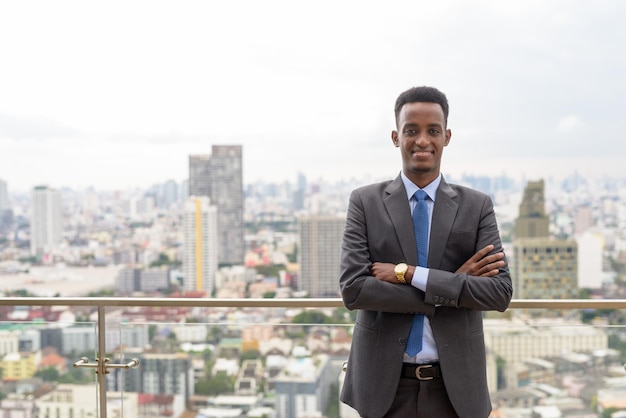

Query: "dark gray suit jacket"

xmin=339 ymin=175 xmax=513 ymax=418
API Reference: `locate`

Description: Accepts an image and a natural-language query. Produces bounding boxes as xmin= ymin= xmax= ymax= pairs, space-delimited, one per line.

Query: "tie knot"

xmin=414 ymin=190 xmax=428 ymax=201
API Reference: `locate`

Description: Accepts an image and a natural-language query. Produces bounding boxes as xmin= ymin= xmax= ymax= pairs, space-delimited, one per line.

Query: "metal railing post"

xmin=97 ymin=305 xmax=107 ymax=418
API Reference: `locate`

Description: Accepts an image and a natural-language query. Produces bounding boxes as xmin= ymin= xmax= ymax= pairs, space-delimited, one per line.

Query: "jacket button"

xmin=399 ymin=337 xmax=406 ymax=345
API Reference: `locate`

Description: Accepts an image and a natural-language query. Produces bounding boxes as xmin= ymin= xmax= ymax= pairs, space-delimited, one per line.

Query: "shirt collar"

xmin=400 ymin=172 xmax=441 ymax=202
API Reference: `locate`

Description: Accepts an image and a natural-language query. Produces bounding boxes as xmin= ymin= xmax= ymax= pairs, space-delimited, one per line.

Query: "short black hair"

xmin=394 ymin=86 xmax=449 ymax=128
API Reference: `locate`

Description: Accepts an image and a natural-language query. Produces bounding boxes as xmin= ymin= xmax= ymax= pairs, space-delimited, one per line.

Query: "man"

xmin=339 ymin=86 xmax=513 ymax=418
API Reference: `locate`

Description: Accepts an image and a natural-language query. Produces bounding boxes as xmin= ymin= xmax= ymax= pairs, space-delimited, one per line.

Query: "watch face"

xmin=395 ymin=263 xmax=407 ymax=275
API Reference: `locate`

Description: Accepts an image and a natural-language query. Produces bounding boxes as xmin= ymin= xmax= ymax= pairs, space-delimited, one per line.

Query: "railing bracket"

xmin=73 ymin=356 xmax=140 ymax=375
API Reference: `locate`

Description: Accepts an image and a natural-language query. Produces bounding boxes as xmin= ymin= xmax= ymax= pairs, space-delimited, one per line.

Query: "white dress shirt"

xmin=400 ymin=171 xmax=440 ymax=364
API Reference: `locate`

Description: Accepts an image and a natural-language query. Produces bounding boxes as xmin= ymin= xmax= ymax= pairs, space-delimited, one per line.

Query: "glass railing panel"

xmin=117 ymin=306 xmax=356 ymax=418
xmin=486 ymin=309 xmax=626 ymax=417
xmin=1 ymin=299 xmax=626 ymax=417
xmin=0 ymin=320 xmax=98 ymax=417
xmin=112 ymin=307 xmax=626 ymax=418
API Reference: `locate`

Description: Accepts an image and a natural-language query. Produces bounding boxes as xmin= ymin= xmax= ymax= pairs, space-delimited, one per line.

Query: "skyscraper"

xmin=298 ymin=215 xmax=345 ymax=297
xmin=30 ymin=185 xmax=62 ymax=256
xmin=188 ymin=155 xmax=211 ymax=197
xmin=514 ymin=179 xmax=549 ymax=239
xmin=512 ymin=180 xmax=578 ymax=299
xmin=188 ymin=145 xmax=244 ymax=266
xmin=0 ymin=179 xmax=9 ymax=212
xmin=0 ymin=178 xmax=12 ymax=232
xmin=183 ymin=196 xmax=218 ymax=294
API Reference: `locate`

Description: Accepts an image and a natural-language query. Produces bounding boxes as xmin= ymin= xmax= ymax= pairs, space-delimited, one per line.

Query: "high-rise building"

xmin=189 ymin=145 xmax=245 ymax=266
xmin=576 ymin=231 xmax=604 ymax=289
xmin=512 ymin=180 xmax=578 ymax=299
xmin=298 ymin=215 xmax=345 ymax=297
xmin=574 ymin=205 xmax=594 ymax=235
xmin=512 ymin=238 xmax=578 ymax=299
xmin=0 ymin=178 xmax=12 ymax=232
xmin=161 ymin=179 xmax=179 ymax=210
xmin=183 ymin=196 xmax=218 ymax=294
xmin=0 ymin=179 xmax=9 ymax=212
xmin=293 ymin=171 xmax=307 ymax=210
xmin=188 ymin=154 xmax=211 ymax=197
xmin=514 ymin=179 xmax=549 ymax=239
xmin=30 ymin=185 xmax=62 ymax=256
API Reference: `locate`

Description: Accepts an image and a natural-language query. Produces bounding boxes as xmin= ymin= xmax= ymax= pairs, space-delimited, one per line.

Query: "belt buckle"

xmin=415 ymin=364 xmax=434 ymax=381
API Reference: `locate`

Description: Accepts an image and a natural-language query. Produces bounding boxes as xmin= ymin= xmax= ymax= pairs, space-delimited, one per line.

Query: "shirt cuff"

xmin=411 ymin=266 xmax=429 ymax=291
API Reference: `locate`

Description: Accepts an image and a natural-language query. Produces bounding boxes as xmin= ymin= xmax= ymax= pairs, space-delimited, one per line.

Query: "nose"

xmin=414 ymin=132 xmax=429 ymax=147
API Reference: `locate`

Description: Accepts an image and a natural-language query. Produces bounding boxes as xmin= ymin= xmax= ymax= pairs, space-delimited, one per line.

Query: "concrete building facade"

xmin=30 ymin=185 xmax=62 ymax=256
xmin=183 ymin=196 xmax=218 ymax=294
xmin=189 ymin=145 xmax=245 ymax=266
xmin=298 ymin=215 xmax=345 ymax=298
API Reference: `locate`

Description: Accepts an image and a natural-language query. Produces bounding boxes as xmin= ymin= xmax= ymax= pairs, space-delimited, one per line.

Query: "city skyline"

xmin=2 ymin=161 xmax=623 ymax=195
xmin=2 ymin=1 xmax=626 ymax=192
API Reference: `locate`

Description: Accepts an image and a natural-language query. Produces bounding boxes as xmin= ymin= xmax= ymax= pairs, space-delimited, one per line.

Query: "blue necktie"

xmin=406 ymin=190 xmax=429 ymax=356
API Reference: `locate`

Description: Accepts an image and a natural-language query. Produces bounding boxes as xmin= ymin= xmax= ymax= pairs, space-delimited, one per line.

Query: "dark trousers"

xmin=370 ymin=376 xmax=459 ymax=418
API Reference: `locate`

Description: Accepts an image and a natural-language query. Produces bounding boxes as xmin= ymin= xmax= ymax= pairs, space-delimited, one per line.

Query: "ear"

xmin=391 ymin=130 xmax=399 ymax=147
xmin=444 ymin=129 xmax=451 ymax=146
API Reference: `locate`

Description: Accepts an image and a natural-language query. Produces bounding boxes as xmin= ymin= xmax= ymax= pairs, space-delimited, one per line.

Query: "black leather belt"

xmin=401 ymin=362 xmax=441 ymax=381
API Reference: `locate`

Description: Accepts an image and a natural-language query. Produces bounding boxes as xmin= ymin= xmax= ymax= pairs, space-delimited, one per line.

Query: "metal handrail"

xmin=0 ymin=297 xmax=626 ymax=309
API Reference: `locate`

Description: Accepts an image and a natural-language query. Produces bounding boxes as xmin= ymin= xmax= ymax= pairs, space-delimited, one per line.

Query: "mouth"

xmin=412 ymin=150 xmax=432 ymax=158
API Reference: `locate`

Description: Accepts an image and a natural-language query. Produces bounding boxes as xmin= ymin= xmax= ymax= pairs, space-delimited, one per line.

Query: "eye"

xmin=403 ymin=129 xmax=418 ymax=136
xmin=429 ymin=128 xmax=440 ymax=135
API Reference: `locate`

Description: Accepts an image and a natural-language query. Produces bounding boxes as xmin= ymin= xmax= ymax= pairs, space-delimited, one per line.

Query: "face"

xmin=391 ymin=102 xmax=451 ymax=188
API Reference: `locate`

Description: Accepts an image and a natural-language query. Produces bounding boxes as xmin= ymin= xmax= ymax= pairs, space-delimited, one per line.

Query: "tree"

xmin=324 ymin=382 xmax=340 ymax=418
xmin=331 ymin=307 xmax=356 ymax=324
xmin=292 ymin=310 xmax=333 ymax=325
xmin=195 ymin=372 xmax=234 ymax=396
xmin=207 ymin=326 xmax=224 ymax=344
xmin=35 ymin=366 xmax=60 ymax=382
xmin=287 ymin=244 xmax=298 ymax=263
xmin=240 ymin=350 xmax=261 ymax=362
xmin=255 ymin=264 xmax=285 ymax=278
xmin=601 ymin=407 xmax=619 ymax=418
xmin=87 ymin=288 xmax=115 ymax=297
xmin=149 ymin=252 xmax=171 ymax=267
xmin=58 ymin=366 xmax=94 ymax=384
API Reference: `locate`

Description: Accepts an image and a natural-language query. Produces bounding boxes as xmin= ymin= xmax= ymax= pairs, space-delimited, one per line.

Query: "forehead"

xmin=398 ymin=102 xmax=445 ymax=126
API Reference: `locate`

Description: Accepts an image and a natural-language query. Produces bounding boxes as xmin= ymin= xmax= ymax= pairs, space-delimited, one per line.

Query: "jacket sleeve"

xmin=425 ymin=192 xmax=513 ymax=312
xmin=339 ymin=188 xmax=436 ymax=316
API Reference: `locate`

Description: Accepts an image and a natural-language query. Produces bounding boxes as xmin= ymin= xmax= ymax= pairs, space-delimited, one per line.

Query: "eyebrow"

xmin=402 ymin=123 xmax=444 ymax=128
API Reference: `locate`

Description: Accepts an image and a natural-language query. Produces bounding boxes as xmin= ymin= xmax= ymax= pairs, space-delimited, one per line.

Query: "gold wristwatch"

xmin=394 ymin=263 xmax=408 ymax=284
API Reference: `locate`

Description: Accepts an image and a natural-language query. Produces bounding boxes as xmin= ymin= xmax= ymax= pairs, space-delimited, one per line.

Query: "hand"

xmin=456 ymin=245 xmax=505 ymax=277
xmin=371 ymin=262 xmax=401 ymax=284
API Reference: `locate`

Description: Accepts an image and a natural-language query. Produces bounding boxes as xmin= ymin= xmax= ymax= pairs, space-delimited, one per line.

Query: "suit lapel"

xmin=430 ymin=178 xmax=458 ymax=269
xmin=383 ymin=176 xmax=417 ymax=265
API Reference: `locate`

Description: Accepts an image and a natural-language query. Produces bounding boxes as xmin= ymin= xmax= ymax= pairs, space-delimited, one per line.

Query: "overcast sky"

xmin=1 ymin=0 xmax=625 ymax=192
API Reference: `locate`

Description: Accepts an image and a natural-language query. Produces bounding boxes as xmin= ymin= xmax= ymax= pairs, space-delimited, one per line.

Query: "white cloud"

xmin=556 ymin=115 xmax=586 ymax=133
xmin=0 ymin=0 xmax=625 ymax=191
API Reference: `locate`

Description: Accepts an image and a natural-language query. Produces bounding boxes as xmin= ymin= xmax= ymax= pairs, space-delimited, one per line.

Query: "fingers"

xmin=473 ymin=251 xmax=504 ymax=269
xmin=470 ymin=244 xmax=494 ymax=262
xmin=478 ymin=260 xmax=506 ymax=277
xmin=460 ymin=246 xmax=505 ymax=276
